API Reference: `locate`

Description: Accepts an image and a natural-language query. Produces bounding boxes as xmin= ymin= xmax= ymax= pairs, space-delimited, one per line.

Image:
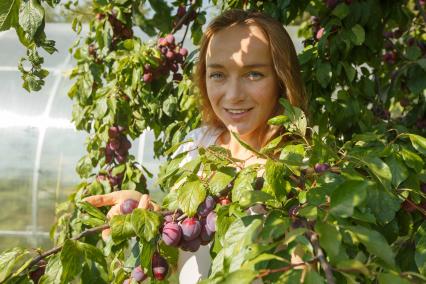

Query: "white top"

xmin=173 ymin=126 xmax=223 ymax=284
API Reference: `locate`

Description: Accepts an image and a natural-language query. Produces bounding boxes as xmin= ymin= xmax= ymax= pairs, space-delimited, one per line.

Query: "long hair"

xmin=195 ymin=9 xmax=308 ymax=130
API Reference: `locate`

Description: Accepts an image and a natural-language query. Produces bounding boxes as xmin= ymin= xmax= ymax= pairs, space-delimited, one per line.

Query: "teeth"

xmin=226 ymin=108 xmax=250 ymax=114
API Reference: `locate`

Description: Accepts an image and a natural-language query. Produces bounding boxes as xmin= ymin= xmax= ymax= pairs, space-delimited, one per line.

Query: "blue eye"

xmin=247 ymin=72 xmax=263 ymax=79
xmin=208 ymin=73 xmax=224 ymax=80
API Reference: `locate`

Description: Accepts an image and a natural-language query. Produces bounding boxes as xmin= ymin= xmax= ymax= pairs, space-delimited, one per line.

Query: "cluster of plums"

xmin=142 ymin=34 xmax=188 ymax=83
xmin=161 ymin=196 xmax=217 ymax=252
xmin=123 ymin=253 xmax=169 ymax=283
xmin=104 ymin=125 xmax=131 ymax=165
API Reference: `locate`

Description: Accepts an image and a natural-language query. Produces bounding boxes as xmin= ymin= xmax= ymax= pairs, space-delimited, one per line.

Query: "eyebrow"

xmin=207 ymin=63 xmax=270 ymax=68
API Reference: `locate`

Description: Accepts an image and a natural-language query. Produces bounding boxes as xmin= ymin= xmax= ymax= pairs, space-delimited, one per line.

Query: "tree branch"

xmin=256 ymin=258 xmax=318 ymax=278
xmin=309 ymin=232 xmax=335 ymax=284
xmin=171 ymin=5 xmax=196 ymax=34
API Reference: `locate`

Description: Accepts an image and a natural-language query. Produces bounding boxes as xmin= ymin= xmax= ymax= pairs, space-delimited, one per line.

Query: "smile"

xmin=224 ymin=108 xmax=253 ymax=114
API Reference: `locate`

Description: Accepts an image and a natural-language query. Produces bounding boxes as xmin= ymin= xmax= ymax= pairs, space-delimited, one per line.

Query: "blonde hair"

xmin=195 ymin=9 xmax=308 ymax=129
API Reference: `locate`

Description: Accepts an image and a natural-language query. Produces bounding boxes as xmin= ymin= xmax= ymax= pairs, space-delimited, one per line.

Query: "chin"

xmin=226 ymin=124 xmax=253 ymax=137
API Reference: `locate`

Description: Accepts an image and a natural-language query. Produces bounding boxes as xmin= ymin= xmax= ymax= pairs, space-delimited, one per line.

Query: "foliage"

xmin=0 ymin=0 xmax=425 ymax=283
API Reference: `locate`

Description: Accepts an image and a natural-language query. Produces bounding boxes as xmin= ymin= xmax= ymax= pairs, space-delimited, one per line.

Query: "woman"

xmin=84 ymin=9 xmax=307 ymax=283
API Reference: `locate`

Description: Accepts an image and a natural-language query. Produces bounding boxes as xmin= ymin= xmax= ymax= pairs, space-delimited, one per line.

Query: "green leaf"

xmin=131 ymin=208 xmax=162 ymax=242
xmin=415 ymin=222 xmax=426 ymax=275
xmin=60 ymin=240 xmax=83 ymax=283
xmin=239 ymin=190 xmax=273 ymax=208
xmin=110 ymin=214 xmax=135 ymax=244
xmin=259 ymin=211 xmax=290 ymax=240
xmin=366 ymin=184 xmax=401 ymax=225
xmin=0 ymin=0 xmax=20 ymax=31
xmin=18 ymin=0 xmax=44 ymax=39
xmin=76 ymin=155 xmax=93 ymax=178
xmin=279 ymin=98 xmax=307 ymax=136
xmin=348 ymin=225 xmax=395 ymax=267
xmin=385 ymin=155 xmax=408 ymax=187
xmin=332 ymin=3 xmax=350 ymax=19
xmin=406 ymin=45 xmax=421 ymax=61
xmin=408 ymin=134 xmax=426 ymax=156
xmin=304 ymin=269 xmax=325 ymax=284
xmin=232 ymin=166 xmax=257 ymax=202
xmin=315 ymin=222 xmax=341 ymax=260
xmin=265 ymin=159 xmax=291 ymax=201
xmin=316 ymin=61 xmax=332 ymax=88
xmin=223 ymin=216 xmax=263 ymax=272
xmin=177 ymin=175 xmax=206 ymax=216
xmin=221 ymin=269 xmax=257 ymax=284
xmin=260 ymin=135 xmax=284 ymax=154
xmin=400 ymin=147 xmax=423 ymax=173
xmin=268 ymin=115 xmax=289 ymax=125
xmin=330 ymin=178 xmax=368 ymax=218
xmin=0 ymin=247 xmax=31 ymax=282
xmin=378 ymin=273 xmax=411 ymax=284
xmin=336 ymin=259 xmax=370 ymax=276
xmin=363 ymin=156 xmax=392 ymax=190
xmin=77 ymin=241 xmax=107 ymax=270
xmin=39 ymin=254 xmax=62 ymax=284
xmin=351 ymin=24 xmax=365 ymax=45
xmin=418 ymin=58 xmax=426 ymax=71
xmin=279 ymin=144 xmax=305 ymax=166
xmin=342 ymin=62 xmax=356 ymax=82
xmin=77 ymin=201 xmax=106 ymax=221
xmin=209 ymin=167 xmax=236 ymax=196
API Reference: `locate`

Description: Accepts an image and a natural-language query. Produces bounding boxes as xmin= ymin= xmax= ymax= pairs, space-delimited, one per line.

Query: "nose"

xmin=224 ymin=76 xmax=244 ymax=102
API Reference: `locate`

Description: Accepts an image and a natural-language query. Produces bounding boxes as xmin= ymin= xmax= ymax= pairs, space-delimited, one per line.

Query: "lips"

xmin=223 ymin=107 xmax=254 ymax=121
xmin=224 ymin=107 xmax=253 ymax=114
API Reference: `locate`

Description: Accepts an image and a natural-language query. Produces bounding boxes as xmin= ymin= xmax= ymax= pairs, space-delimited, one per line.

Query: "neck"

xmin=219 ymin=126 xmax=272 ymax=160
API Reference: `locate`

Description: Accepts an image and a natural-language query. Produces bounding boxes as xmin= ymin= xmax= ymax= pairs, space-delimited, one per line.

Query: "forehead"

xmin=206 ymin=24 xmax=272 ymax=66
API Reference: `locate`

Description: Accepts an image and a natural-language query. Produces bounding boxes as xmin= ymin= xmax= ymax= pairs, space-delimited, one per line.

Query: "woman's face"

xmin=205 ymin=23 xmax=280 ymax=138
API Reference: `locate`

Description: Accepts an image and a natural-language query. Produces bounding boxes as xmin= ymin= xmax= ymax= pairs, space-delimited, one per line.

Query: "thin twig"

xmin=2 ymin=224 xmax=110 ymax=283
xmin=171 ymin=5 xmax=196 ymax=34
xmin=309 ymin=232 xmax=335 ymax=284
xmin=256 ymin=258 xmax=318 ymax=278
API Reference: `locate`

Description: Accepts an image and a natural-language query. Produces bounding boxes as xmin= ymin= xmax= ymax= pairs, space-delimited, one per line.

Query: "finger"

xmin=83 ymin=192 xmax=120 ymax=207
xmin=138 ymin=194 xmax=150 ymax=209
xmin=101 ymin=228 xmax=111 ymax=241
xmin=106 ymin=204 xmax=122 ymax=219
xmin=83 ymin=190 xmax=142 ymax=207
xmin=150 ymin=201 xmax=161 ymax=212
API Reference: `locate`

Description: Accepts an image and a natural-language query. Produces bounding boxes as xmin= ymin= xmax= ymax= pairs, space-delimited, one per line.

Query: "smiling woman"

xmin=84 ymin=8 xmax=308 ymax=283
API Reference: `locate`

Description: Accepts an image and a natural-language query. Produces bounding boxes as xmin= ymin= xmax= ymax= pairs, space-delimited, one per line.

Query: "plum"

xmin=162 ymin=222 xmax=182 ymax=246
xmin=131 ymin=266 xmax=147 ymax=282
xmin=199 ymin=220 xmax=214 ymax=245
xmin=152 ymin=253 xmax=169 ymax=280
xmin=120 ymin=199 xmax=139 ymax=214
xmin=314 ymin=163 xmax=330 ymax=173
xmin=206 ymin=211 xmax=217 ymax=233
xmin=180 ymin=237 xmax=201 ymax=252
xmin=180 ymin=217 xmax=201 ymax=241
xmin=197 ymin=196 xmax=216 ymax=217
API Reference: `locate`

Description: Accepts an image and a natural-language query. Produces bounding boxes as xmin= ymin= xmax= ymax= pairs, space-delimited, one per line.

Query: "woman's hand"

xmin=83 ymin=190 xmax=160 ymax=240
